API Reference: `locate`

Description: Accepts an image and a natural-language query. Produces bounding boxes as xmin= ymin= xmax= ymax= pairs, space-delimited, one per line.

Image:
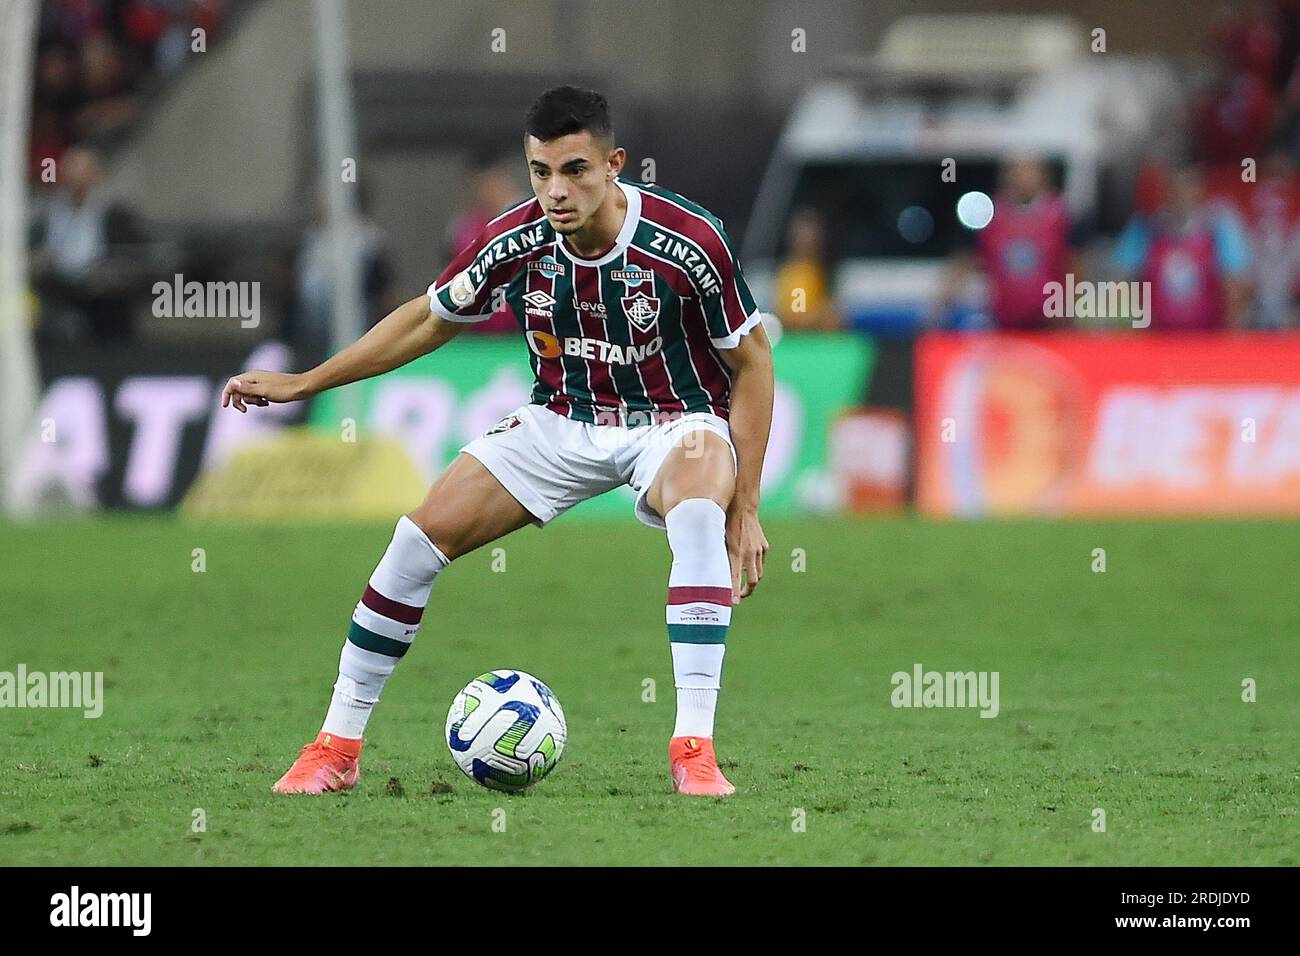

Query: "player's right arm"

xmin=222 ymin=292 xmax=465 ymax=412
xmin=224 ymin=203 xmax=534 ymax=412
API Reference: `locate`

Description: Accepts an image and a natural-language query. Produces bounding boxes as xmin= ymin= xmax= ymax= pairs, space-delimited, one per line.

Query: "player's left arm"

xmin=718 ymin=322 xmax=773 ymax=601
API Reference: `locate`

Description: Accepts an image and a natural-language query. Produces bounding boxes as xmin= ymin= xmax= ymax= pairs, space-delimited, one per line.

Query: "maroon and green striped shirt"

xmin=426 ymin=179 xmax=761 ymax=425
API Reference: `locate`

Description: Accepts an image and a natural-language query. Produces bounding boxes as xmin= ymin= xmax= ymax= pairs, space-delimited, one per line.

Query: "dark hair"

xmin=524 ymin=86 xmax=613 ymax=144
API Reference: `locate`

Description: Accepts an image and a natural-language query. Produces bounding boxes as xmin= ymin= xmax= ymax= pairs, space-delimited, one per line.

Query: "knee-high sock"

xmin=664 ymin=498 xmax=731 ymax=738
xmin=322 ymin=516 xmax=449 ymax=739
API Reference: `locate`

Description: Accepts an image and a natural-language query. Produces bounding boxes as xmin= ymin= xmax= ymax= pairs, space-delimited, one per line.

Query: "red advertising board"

xmin=916 ymin=333 xmax=1300 ymax=516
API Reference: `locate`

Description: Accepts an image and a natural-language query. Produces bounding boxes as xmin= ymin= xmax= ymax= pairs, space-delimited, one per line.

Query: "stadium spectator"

xmin=29 ymin=42 xmax=80 ymax=177
xmin=293 ymin=186 xmax=401 ymax=365
xmin=936 ymin=155 xmax=1078 ymax=330
xmin=1240 ymin=148 xmax=1300 ymax=329
xmin=1281 ymin=0 xmax=1300 ymax=94
xmin=1193 ymin=13 xmax=1279 ymax=164
xmin=70 ymin=31 xmax=140 ymax=141
xmin=29 ymin=145 xmax=149 ymax=343
xmin=445 ymin=154 xmax=527 ymax=333
xmin=446 ymin=154 xmax=524 ymax=257
xmin=122 ymin=0 xmax=225 ymax=75
xmin=29 ymin=0 xmax=225 ymax=175
xmin=1132 ymin=159 xmax=1171 ymax=218
xmin=39 ymin=0 xmax=113 ymax=44
xmin=771 ymin=206 xmax=840 ymax=331
xmin=1111 ymin=164 xmax=1253 ymax=330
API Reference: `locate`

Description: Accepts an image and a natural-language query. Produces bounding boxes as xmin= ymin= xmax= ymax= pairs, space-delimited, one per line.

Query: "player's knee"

xmin=404 ymin=506 xmax=463 ymax=562
xmin=659 ymin=485 xmax=730 ymax=519
xmin=657 ymin=433 xmax=735 ymax=515
xmin=681 ymin=434 xmax=733 ymax=496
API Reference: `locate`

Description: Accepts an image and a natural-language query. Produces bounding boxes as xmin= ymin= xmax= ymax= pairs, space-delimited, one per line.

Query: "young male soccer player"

xmin=222 ymin=86 xmax=773 ymax=797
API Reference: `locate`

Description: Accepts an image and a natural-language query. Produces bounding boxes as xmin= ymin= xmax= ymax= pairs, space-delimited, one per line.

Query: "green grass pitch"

xmin=1 ymin=515 xmax=1296 ymax=866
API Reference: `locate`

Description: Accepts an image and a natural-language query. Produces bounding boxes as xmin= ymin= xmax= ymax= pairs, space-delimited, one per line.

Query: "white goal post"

xmin=0 ymin=0 xmax=41 ymax=517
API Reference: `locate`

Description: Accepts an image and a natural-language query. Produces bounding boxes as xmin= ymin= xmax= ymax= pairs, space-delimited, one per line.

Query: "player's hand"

xmin=221 ymin=370 xmax=309 ymax=412
xmin=726 ymin=504 xmax=768 ymax=604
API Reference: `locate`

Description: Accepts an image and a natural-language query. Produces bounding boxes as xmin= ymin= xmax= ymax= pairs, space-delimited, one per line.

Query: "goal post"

xmin=0 ymin=0 xmax=41 ymax=517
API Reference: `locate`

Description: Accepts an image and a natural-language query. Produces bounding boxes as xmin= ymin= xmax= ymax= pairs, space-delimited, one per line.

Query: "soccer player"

xmin=221 ymin=86 xmax=773 ymax=797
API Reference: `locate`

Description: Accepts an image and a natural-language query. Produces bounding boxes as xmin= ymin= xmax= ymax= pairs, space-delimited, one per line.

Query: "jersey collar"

xmin=557 ymin=178 xmax=641 ymax=267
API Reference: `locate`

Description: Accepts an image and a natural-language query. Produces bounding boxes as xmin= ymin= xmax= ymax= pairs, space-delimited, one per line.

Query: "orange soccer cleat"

xmin=669 ymin=735 xmax=736 ymax=797
xmin=271 ymin=732 xmax=363 ymax=794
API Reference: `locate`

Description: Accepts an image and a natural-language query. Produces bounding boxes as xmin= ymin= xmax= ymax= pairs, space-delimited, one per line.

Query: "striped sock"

xmin=664 ymin=498 xmax=731 ymax=738
xmin=322 ymin=516 xmax=449 ymax=739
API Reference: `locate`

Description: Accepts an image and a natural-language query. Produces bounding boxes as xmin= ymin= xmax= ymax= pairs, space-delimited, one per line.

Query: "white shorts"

xmin=461 ymin=404 xmax=737 ymax=530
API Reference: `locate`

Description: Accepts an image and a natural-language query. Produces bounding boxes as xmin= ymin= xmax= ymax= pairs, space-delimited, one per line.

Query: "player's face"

xmin=525 ymin=131 xmax=622 ymax=235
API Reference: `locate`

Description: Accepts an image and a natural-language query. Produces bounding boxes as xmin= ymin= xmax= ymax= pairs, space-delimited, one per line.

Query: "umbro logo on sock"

xmin=679 ymin=604 xmax=722 ymax=622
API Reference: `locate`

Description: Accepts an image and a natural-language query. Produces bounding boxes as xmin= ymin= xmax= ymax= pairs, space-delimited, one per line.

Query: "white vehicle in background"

xmin=743 ymin=15 xmax=1183 ymax=333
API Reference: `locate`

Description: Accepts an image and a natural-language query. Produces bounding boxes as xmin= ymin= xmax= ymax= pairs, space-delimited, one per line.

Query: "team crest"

xmin=621 ymin=291 xmax=661 ymax=332
xmin=484 ymin=414 xmax=523 ymax=436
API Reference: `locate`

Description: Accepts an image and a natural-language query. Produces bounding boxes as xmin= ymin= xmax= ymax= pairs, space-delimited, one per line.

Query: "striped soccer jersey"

xmin=427 ymin=178 xmax=762 ymax=425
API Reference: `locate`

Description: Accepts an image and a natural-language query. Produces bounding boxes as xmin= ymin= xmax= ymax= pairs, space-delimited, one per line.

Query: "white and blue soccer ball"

xmin=445 ymin=669 xmax=566 ymax=792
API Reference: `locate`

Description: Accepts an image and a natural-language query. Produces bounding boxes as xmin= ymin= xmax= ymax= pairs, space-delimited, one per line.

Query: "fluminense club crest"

xmin=621 ymin=291 xmax=661 ymax=332
xmin=484 ymin=414 xmax=523 ymax=436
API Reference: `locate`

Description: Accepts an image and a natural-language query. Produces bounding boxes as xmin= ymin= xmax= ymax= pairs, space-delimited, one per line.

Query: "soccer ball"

xmin=445 ymin=669 xmax=566 ymax=792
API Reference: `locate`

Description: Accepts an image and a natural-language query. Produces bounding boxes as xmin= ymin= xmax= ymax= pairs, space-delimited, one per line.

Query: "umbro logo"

xmin=522 ymin=289 xmax=555 ymax=318
xmin=679 ymin=604 xmax=721 ymax=622
xmin=522 ymin=290 xmax=555 ymax=309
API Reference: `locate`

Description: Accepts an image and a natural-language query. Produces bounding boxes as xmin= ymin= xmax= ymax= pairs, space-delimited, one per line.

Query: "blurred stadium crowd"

xmin=773 ymin=4 xmax=1300 ymax=334
xmin=23 ymin=0 xmax=1300 ymax=349
xmin=30 ymin=0 xmax=225 ymax=167
xmin=27 ymin=0 xmax=225 ymax=344
xmin=13 ymin=0 xmax=1300 ymax=521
